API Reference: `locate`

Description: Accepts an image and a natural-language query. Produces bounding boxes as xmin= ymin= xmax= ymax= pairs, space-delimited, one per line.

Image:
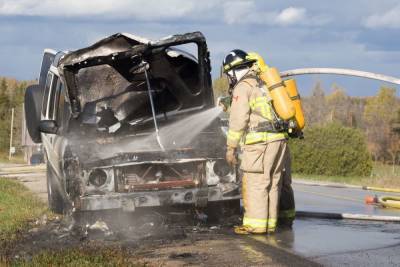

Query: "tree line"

xmin=303 ymin=82 xmax=400 ymax=166
xmin=0 ymin=75 xmax=398 ymax=169
xmin=0 ymin=77 xmax=34 ymax=156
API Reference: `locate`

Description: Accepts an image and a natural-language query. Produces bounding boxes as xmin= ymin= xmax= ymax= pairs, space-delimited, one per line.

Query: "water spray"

xmin=143 ymin=61 xmax=165 ymax=151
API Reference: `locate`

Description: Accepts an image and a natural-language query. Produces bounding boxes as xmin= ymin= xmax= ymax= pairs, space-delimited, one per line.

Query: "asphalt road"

xmin=272 ymin=182 xmax=400 ymax=266
xmin=0 ymin=163 xmax=47 ymax=202
xmin=2 ymin=165 xmax=400 ymax=266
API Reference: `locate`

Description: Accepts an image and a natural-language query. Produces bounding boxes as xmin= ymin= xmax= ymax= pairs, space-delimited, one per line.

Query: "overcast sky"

xmin=0 ymin=0 xmax=400 ymax=96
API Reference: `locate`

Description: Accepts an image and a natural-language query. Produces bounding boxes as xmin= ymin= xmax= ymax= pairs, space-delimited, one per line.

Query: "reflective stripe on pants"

xmin=279 ymin=209 xmax=296 ymax=219
xmin=267 ymin=218 xmax=277 ymax=229
xmin=243 ymin=216 xmax=268 ymax=230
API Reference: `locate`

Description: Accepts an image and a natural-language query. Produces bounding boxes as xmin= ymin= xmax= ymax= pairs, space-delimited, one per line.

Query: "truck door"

xmin=39 ymin=49 xmax=56 ymax=89
xmin=41 ymin=72 xmax=60 ymax=167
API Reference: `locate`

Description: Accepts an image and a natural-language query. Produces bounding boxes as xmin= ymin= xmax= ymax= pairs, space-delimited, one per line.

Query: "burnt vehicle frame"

xmin=25 ymin=32 xmax=240 ymax=214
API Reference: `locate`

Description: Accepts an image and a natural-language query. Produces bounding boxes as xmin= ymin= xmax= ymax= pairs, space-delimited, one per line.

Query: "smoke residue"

xmin=158 ymin=107 xmax=222 ymax=149
xmin=96 ymin=107 xmax=223 ymax=159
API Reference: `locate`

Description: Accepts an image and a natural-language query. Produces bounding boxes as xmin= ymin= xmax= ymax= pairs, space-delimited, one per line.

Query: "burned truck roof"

xmin=57 ymin=32 xmax=213 ymax=133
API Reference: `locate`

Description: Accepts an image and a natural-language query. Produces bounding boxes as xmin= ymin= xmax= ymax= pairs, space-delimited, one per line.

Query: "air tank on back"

xmin=247 ymin=52 xmax=305 ymax=130
xmin=283 ymin=79 xmax=305 ymax=130
xmin=260 ymin=67 xmax=295 ymax=120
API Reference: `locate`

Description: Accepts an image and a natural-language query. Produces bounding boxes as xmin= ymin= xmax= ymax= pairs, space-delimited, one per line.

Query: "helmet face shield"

xmin=226 ymin=70 xmax=237 ymax=91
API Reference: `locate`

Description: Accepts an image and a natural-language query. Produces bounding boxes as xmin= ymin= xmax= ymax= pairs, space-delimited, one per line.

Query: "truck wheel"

xmin=47 ymin=162 xmax=67 ymax=214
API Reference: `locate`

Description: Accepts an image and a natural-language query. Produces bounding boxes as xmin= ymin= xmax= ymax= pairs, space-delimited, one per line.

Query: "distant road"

xmin=0 ymin=163 xmax=47 ymax=202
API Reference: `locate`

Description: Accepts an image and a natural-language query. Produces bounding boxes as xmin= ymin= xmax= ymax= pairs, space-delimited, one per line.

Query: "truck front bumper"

xmin=78 ymin=184 xmax=240 ymax=211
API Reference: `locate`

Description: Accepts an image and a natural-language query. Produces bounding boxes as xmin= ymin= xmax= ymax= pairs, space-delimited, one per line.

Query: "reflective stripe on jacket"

xmin=227 ymin=75 xmax=286 ymax=148
xmin=245 ymin=131 xmax=287 ymax=145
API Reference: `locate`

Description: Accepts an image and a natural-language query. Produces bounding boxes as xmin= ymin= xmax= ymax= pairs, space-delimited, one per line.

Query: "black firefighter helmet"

xmin=222 ymin=49 xmax=256 ymax=73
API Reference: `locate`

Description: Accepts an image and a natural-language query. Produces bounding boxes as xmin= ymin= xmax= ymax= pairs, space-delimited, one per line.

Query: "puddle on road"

xmin=255 ymin=218 xmax=400 ymax=258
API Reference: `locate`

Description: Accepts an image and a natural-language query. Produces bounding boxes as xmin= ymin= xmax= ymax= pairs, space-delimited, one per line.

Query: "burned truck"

xmin=25 ymin=32 xmax=239 ymax=214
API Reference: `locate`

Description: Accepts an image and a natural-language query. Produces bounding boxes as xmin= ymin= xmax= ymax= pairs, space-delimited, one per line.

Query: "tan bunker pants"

xmin=241 ymin=140 xmax=288 ymax=232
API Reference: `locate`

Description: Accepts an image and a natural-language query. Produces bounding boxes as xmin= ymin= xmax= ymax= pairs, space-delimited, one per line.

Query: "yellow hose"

xmin=378 ymin=196 xmax=400 ymax=209
xmin=363 ymin=186 xmax=400 ymax=193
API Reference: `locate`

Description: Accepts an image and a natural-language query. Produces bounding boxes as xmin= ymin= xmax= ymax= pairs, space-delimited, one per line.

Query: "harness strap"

xmin=290 ymin=94 xmax=301 ymax=100
xmin=268 ymin=81 xmax=286 ymax=91
xmin=249 ymin=121 xmax=280 ymax=133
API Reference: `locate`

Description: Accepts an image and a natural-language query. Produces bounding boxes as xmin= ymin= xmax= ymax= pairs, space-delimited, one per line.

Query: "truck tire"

xmin=47 ymin=162 xmax=67 ymax=214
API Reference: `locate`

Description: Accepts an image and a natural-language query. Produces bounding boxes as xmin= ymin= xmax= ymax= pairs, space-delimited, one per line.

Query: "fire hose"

xmin=362 ymin=186 xmax=400 ymax=193
xmin=376 ymin=196 xmax=400 ymax=209
xmin=365 ymin=189 xmax=400 ymax=209
xmin=295 ymin=211 xmax=400 ymax=222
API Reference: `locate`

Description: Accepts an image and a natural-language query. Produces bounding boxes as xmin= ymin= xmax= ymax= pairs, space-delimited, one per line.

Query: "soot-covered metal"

xmin=27 ymin=31 xmax=241 ymax=213
xmin=59 ymin=32 xmax=213 ymax=122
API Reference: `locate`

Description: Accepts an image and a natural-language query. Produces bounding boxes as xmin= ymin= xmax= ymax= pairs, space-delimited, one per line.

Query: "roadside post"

xmin=9 ymin=107 xmax=14 ymax=160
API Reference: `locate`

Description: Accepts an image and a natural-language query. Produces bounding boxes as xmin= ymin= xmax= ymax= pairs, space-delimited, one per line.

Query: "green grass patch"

xmin=13 ymin=246 xmax=145 ymax=267
xmin=294 ymin=162 xmax=400 ymax=188
xmin=0 ymin=178 xmax=144 ymax=266
xmin=0 ymin=178 xmax=48 ymax=243
xmin=0 ymin=151 xmax=26 ymax=164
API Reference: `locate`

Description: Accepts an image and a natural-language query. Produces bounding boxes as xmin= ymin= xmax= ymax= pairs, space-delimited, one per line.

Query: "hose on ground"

xmin=362 ymin=186 xmax=400 ymax=193
xmin=378 ymin=196 xmax=400 ymax=209
xmin=294 ymin=180 xmax=400 ymax=193
xmin=296 ymin=211 xmax=400 ymax=222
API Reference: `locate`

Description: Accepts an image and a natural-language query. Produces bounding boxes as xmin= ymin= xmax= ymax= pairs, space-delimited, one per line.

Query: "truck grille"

xmin=115 ymin=161 xmax=204 ymax=192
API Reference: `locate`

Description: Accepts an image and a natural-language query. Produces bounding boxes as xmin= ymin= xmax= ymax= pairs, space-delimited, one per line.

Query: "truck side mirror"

xmin=39 ymin=120 xmax=58 ymax=134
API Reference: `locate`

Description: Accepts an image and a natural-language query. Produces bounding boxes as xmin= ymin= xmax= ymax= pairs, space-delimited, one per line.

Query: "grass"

xmin=0 ymin=178 xmax=48 ymax=243
xmin=0 ymin=178 xmax=145 ymax=266
xmin=294 ymin=162 xmax=400 ymax=188
xmin=0 ymin=152 xmax=26 ymax=164
xmin=12 ymin=246 xmax=145 ymax=267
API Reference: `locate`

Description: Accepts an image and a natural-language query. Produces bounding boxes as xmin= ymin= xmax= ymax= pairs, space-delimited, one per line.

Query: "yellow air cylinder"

xmin=259 ymin=67 xmax=295 ymax=120
xmin=284 ymin=79 xmax=305 ymax=130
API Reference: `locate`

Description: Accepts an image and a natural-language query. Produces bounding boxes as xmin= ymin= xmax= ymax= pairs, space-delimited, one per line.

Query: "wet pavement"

xmin=257 ymin=218 xmax=400 ymax=266
xmin=257 ymin=182 xmax=400 ymax=266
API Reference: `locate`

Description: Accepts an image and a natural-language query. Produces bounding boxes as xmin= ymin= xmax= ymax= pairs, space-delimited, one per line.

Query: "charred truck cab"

xmin=25 ymin=32 xmax=240 ymax=214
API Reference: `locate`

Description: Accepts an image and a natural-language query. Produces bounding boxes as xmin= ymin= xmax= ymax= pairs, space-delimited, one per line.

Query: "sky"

xmin=0 ymin=0 xmax=400 ymax=97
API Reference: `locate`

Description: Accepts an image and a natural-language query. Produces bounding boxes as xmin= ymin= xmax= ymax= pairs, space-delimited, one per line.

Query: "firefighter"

xmin=223 ymin=49 xmax=289 ymax=234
